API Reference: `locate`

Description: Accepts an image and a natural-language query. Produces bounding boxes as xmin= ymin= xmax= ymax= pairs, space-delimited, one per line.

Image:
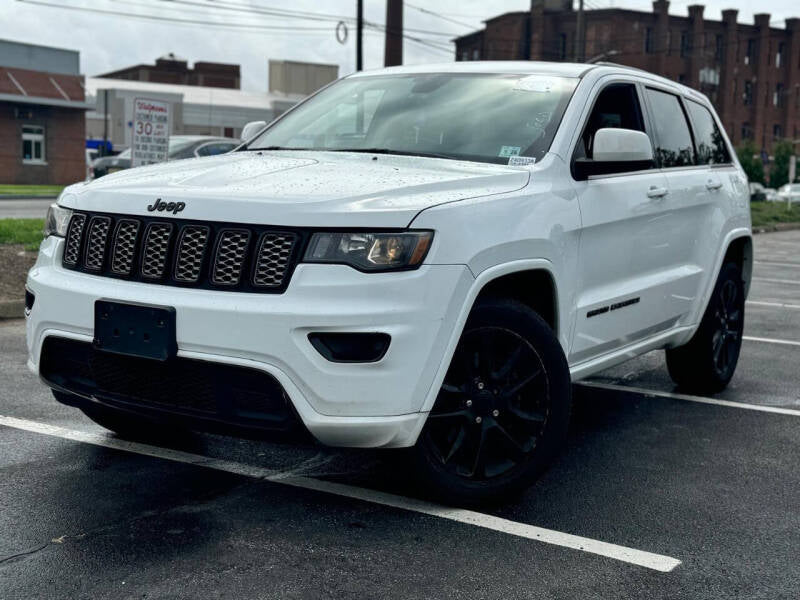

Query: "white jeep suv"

xmin=27 ymin=62 xmax=752 ymax=502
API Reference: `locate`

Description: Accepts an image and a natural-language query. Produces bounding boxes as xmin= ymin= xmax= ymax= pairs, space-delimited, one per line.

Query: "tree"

xmin=736 ymin=141 xmax=764 ymax=185
xmin=769 ymin=140 xmax=795 ymax=188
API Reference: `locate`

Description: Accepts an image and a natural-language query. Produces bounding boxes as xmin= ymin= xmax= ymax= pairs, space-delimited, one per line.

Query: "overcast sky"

xmin=1 ymin=0 xmax=799 ymax=92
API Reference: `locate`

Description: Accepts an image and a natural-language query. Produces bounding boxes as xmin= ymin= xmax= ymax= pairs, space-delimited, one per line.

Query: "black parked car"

xmin=90 ymin=136 xmax=240 ymax=179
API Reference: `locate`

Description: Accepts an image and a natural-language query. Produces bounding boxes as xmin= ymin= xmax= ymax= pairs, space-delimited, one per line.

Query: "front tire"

xmin=413 ymin=298 xmax=571 ymax=505
xmin=666 ymin=262 xmax=745 ymax=394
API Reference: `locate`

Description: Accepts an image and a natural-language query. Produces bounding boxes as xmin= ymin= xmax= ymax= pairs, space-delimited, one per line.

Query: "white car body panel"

xmin=27 ymin=61 xmax=752 ymax=448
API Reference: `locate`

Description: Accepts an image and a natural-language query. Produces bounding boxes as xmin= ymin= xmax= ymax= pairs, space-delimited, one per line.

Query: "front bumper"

xmin=26 ymin=237 xmax=474 ymax=448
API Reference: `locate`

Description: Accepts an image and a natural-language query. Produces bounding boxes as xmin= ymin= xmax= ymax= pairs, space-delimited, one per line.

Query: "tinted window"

xmin=576 ymin=83 xmax=648 ymax=161
xmin=685 ymin=100 xmax=731 ymax=164
xmin=645 ymin=88 xmax=695 ymax=168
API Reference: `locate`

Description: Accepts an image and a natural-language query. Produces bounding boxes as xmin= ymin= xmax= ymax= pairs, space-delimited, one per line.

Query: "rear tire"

xmin=412 ymin=298 xmax=571 ymax=505
xmin=666 ymin=262 xmax=745 ymax=394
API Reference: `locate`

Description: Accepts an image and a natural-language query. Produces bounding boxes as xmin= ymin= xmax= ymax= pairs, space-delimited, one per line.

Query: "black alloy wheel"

xmin=413 ymin=298 xmax=571 ymax=504
xmin=666 ymin=262 xmax=745 ymax=393
xmin=424 ymin=326 xmax=549 ymax=480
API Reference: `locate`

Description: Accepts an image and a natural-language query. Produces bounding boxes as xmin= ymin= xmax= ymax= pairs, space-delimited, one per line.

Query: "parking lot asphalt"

xmin=0 ymin=198 xmax=53 ymax=220
xmin=1 ymin=230 xmax=799 ymax=599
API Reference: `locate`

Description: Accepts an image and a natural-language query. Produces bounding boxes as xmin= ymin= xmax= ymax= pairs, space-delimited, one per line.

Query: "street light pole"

xmin=356 ymin=0 xmax=363 ymax=71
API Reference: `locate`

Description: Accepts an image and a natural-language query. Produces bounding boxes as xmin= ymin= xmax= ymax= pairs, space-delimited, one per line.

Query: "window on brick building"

xmin=743 ymin=81 xmax=753 ymax=105
xmin=559 ymin=33 xmax=567 ymax=59
xmin=741 ymin=123 xmax=753 ymax=140
xmin=645 ymin=28 xmax=654 ymax=54
xmin=732 ymin=79 xmax=737 ymax=104
xmin=774 ymin=83 xmax=784 ymax=107
xmin=745 ymin=39 xmax=755 ymax=65
xmin=715 ymin=35 xmax=723 ymax=61
xmin=776 ymin=42 xmax=784 ymax=67
xmin=22 ymin=125 xmax=45 ymax=164
xmin=680 ymin=31 xmax=690 ymax=57
xmin=773 ymin=124 xmax=782 ymax=141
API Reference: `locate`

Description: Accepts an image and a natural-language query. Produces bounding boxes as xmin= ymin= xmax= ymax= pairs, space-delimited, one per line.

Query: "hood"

xmin=61 ymin=151 xmax=529 ymax=227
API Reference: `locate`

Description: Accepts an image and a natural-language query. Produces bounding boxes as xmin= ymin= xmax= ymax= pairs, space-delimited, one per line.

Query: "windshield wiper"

xmin=326 ymin=148 xmax=455 ymax=160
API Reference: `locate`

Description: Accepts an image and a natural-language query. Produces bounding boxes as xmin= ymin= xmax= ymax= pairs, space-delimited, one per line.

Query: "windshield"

xmin=249 ymin=73 xmax=577 ymax=165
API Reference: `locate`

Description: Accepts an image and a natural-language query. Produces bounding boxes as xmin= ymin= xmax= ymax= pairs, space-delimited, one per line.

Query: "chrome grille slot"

xmin=253 ymin=233 xmax=296 ymax=288
xmin=63 ymin=213 xmax=86 ymax=266
xmin=212 ymin=229 xmax=251 ymax=285
xmin=141 ymin=223 xmax=173 ymax=279
xmin=83 ymin=216 xmax=111 ymax=271
xmin=174 ymin=225 xmax=209 ymax=283
xmin=110 ymin=219 xmax=140 ymax=275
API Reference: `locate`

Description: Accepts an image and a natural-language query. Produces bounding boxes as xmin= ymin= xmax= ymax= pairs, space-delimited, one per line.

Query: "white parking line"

xmin=743 ymin=335 xmax=800 ymax=347
xmin=754 ymin=260 xmax=800 ymax=269
xmin=579 ymin=381 xmax=800 ymax=417
xmin=752 ymin=277 xmax=800 ymax=286
xmin=0 ymin=414 xmax=681 ymax=573
xmin=747 ymin=300 xmax=800 ymax=310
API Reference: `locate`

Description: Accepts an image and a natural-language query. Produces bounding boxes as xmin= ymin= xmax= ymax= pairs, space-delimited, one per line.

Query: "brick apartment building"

xmin=455 ymin=0 xmax=800 ymax=153
xmin=98 ymin=54 xmax=240 ymax=89
xmin=0 ymin=40 xmax=90 ymax=185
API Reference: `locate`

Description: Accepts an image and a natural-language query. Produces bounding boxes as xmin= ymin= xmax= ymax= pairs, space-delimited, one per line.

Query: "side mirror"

xmin=240 ymin=120 xmax=267 ymax=142
xmin=573 ymin=128 xmax=654 ymax=180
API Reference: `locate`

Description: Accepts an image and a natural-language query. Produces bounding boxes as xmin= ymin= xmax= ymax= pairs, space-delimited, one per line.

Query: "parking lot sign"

xmin=131 ymin=98 xmax=170 ymax=167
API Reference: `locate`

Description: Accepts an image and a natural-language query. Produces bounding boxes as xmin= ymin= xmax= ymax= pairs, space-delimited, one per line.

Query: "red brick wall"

xmin=0 ymin=102 xmax=86 ymax=185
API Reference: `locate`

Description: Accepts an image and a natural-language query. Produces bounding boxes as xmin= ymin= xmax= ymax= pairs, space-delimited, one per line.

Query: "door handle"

xmin=647 ymin=186 xmax=668 ymax=199
xmin=706 ymin=180 xmax=723 ymax=191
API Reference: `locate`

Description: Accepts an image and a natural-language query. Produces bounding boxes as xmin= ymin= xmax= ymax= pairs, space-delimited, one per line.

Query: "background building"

xmin=85 ymin=78 xmax=304 ymax=151
xmin=268 ymin=60 xmax=338 ymax=96
xmin=97 ymin=53 xmax=241 ymax=89
xmin=0 ymin=39 xmax=90 ymax=184
xmin=454 ymin=1 xmax=800 ymax=153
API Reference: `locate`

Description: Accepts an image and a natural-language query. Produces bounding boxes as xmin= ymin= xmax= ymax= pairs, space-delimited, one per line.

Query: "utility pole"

xmin=384 ymin=0 xmax=403 ymax=67
xmin=575 ymin=0 xmax=586 ymax=62
xmin=356 ymin=0 xmax=363 ymax=71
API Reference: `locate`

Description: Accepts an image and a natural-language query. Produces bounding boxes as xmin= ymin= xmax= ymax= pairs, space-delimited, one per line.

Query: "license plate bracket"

xmin=93 ymin=300 xmax=177 ymax=361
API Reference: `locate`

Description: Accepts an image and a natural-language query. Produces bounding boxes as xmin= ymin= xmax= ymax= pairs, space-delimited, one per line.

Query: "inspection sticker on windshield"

xmin=508 ymin=156 xmax=536 ymax=166
xmin=498 ymin=146 xmax=521 ymax=158
xmin=513 ymin=76 xmax=558 ymax=93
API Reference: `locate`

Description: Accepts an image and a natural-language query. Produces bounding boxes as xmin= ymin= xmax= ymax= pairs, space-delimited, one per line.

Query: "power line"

xmin=405 ymin=2 xmax=479 ymax=31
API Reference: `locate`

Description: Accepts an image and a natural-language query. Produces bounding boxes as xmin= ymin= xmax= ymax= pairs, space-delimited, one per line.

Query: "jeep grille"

xmin=61 ymin=211 xmax=303 ymax=294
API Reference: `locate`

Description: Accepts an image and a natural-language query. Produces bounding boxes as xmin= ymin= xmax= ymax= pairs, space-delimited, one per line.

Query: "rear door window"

xmin=685 ymin=100 xmax=731 ymax=165
xmin=644 ymin=88 xmax=695 ymax=168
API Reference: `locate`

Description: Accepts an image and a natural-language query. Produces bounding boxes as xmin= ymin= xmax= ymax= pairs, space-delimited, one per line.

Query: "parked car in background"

xmin=764 ymin=187 xmax=780 ymax=202
xmin=749 ymin=182 xmax=766 ymax=202
xmin=777 ymin=183 xmax=800 ymax=203
xmin=89 ymin=136 xmax=240 ymax=179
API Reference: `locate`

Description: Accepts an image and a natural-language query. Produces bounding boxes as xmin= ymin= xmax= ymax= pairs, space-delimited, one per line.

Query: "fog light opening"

xmin=308 ymin=332 xmax=391 ymax=363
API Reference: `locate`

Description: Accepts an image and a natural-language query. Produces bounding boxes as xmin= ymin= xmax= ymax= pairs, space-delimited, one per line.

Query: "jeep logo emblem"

xmin=147 ymin=199 xmax=185 ymax=215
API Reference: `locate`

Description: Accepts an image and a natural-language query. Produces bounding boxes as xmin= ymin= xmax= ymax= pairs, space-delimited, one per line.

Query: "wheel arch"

xmin=722 ymin=234 xmax=753 ymax=297
xmin=417 ymin=259 xmax=562 ymax=417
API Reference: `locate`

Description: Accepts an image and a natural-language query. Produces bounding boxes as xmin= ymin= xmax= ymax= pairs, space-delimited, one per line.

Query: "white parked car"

xmin=777 ymin=183 xmax=800 ymax=203
xmin=28 ymin=62 xmax=752 ymax=502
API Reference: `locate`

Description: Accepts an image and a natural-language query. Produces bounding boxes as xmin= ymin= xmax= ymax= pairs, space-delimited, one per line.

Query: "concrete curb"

xmin=753 ymin=223 xmax=800 ymax=234
xmin=0 ymin=300 xmax=24 ymax=320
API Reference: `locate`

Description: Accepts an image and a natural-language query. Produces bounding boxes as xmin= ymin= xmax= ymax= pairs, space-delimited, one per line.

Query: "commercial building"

xmin=268 ymin=60 xmax=338 ymax=96
xmin=97 ymin=54 xmax=241 ymax=89
xmin=0 ymin=39 xmax=91 ymax=184
xmin=454 ymin=1 xmax=800 ymax=152
xmin=84 ymin=78 xmax=304 ymax=151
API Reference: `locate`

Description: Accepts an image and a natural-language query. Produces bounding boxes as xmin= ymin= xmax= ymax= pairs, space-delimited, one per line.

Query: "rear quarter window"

xmin=644 ymin=88 xmax=695 ymax=168
xmin=685 ymin=100 xmax=732 ymax=165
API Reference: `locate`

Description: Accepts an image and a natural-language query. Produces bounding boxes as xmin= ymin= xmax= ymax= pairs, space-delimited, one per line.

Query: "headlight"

xmin=303 ymin=231 xmax=433 ymax=272
xmin=44 ymin=204 xmax=73 ymax=237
